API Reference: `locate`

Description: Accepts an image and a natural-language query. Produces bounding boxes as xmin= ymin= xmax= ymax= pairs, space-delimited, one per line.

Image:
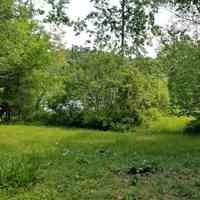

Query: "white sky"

xmin=34 ymin=0 xmax=174 ymax=57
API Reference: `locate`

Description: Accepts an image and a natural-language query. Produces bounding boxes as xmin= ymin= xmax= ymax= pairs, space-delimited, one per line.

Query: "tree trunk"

xmin=121 ymin=0 xmax=126 ymax=56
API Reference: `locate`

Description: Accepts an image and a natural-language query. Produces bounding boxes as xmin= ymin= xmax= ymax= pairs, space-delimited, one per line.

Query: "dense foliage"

xmin=0 ymin=0 xmax=52 ymax=121
xmin=0 ymin=0 xmax=200 ymax=131
xmin=45 ymin=52 xmax=169 ymax=130
xmin=159 ymin=40 xmax=200 ymax=116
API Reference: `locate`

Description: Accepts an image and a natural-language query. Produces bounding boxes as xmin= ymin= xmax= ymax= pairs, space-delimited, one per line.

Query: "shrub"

xmin=83 ymin=113 xmax=111 ymax=130
xmin=184 ymin=119 xmax=200 ymax=134
xmin=0 ymin=153 xmax=41 ymax=188
xmin=111 ymin=122 xmax=131 ymax=132
xmin=44 ymin=52 xmax=170 ymax=131
xmin=141 ymin=108 xmax=163 ymax=127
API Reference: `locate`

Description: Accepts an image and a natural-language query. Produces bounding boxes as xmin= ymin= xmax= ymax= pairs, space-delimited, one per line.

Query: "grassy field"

xmin=0 ymin=117 xmax=200 ymax=200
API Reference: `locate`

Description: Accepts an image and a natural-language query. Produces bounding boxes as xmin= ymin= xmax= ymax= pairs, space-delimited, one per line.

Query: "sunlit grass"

xmin=0 ymin=119 xmax=199 ymax=199
xmin=147 ymin=116 xmax=192 ymax=134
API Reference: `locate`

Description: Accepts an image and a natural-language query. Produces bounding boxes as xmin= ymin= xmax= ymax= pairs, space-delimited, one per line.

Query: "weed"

xmin=127 ymin=160 xmax=158 ymax=176
xmin=0 ymin=153 xmax=41 ymax=188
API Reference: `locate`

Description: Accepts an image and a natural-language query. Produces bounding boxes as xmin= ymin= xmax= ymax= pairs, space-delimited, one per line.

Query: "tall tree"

xmin=161 ymin=0 xmax=200 ymax=35
xmin=45 ymin=0 xmax=71 ymax=25
xmin=121 ymin=0 xmax=126 ymax=56
xmin=0 ymin=0 xmax=52 ymax=121
xmin=158 ymin=40 xmax=200 ymax=116
xmin=75 ymin=0 xmax=160 ymax=56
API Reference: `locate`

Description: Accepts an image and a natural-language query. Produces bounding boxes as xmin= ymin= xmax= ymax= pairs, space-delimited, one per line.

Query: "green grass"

xmin=0 ymin=153 xmax=41 ymax=188
xmin=0 ymin=120 xmax=200 ymax=200
xmin=147 ymin=116 xmax=192 ymax=133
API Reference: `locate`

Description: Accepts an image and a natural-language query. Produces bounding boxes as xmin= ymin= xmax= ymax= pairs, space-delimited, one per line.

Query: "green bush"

xmin=185 ymin=119 xmax=200 ymax=134
xmin=0 ymin=153 xmax=41 ymax=188
xmin=44 ymin=52 xmax=169 ymax=131
xmin=141 ymin=108 xmax=163 ymax=127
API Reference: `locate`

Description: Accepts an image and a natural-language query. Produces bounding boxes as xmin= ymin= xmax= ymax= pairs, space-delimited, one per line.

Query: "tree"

xmin=0 ymin=0 xmax=14 ymax=20
xmin=0 ymin=1 xmax=52 ymax=121
xmin=47 ymin=51 xmax=169 ymax=130
xmin=158 ymin=40 xmax=200 ymax=116
xmin=75 ymin=0 xmax=160 ymax=56
xmin=45 ymin=0 xmax=71 ymax=25
xmin=159 ymin=0 xmax=200 ymax=40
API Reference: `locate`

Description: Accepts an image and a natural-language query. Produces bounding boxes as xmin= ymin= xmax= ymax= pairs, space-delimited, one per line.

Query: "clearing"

xmin=0 ymin=124 xmax=200 ymax=200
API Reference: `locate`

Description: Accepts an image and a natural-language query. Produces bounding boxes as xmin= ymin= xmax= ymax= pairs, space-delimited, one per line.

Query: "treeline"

xmin=0 ymin=0 xmax=200 ymax=130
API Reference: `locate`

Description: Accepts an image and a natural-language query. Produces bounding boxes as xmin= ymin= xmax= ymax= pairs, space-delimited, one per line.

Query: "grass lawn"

xmin=0 ymin=119 xmax=200 ymax=199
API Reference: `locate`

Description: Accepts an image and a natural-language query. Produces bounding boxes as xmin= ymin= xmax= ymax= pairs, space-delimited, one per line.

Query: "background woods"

xmin=0 ymin=0 xmax=199 ymax=131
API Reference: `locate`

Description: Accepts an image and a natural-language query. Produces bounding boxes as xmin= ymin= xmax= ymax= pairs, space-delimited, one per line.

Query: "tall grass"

xmin=148 ymin=116 xmax=192 ymax=134
xmin=0 ymin=153 xmax=41 ymax=188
